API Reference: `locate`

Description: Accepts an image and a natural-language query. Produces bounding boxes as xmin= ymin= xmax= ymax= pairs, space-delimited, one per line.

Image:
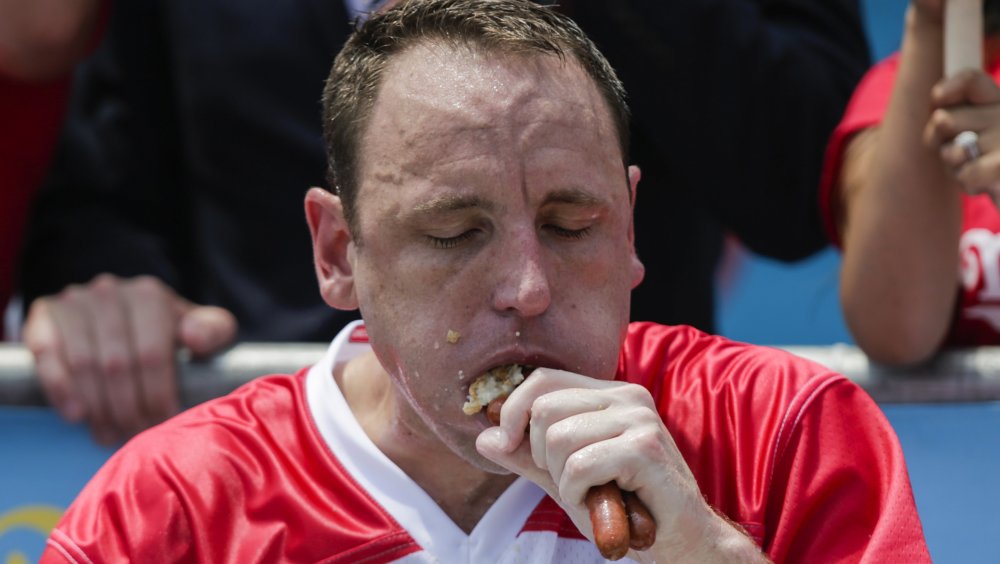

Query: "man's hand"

xmin=23 ymin=274 xmax=237 ymax=444
xmin=475 ymin=368 xmax=766 ymax=563
xmin=924 ymin=69 xmax=1000 ymax=205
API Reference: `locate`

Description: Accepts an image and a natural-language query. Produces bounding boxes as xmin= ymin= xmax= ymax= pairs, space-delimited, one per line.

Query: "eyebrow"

xmin=411 ymin=194 xmax=495 ymax=214
xmin=540 ymin=189 xmax=605 ymax=207
xmin=409 ymin=188 xmax=606 ymax=215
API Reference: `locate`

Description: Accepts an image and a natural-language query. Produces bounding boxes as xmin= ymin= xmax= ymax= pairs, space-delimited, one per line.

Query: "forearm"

xmin=0 ymin=0 xmax=103 ymax=80
xmin=841 ymin=8 xmax=961 ymax=364
xmin=643 ymin=510 xmax=768 ymax=564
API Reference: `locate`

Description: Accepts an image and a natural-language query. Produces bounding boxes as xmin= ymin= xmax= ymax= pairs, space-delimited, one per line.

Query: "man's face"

xmin=348 ymin=42 xmax=644 ymax=470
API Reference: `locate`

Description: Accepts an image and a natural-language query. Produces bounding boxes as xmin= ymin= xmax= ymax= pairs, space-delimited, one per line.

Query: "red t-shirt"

xmin=42 ymin=322 xmax=929 ymax=562
xmin=820 ymin=55 xmax=1000 ymax=345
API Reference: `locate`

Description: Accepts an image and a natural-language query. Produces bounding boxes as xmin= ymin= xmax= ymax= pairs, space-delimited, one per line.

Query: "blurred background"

xmin=718 ymin=0 xmax=907 ymax=345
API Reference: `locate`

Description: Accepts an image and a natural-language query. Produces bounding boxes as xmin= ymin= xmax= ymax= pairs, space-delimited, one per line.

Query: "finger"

xmin=497 ymin=367 xmax=617 ymax=450
xmin=176 ymin=304 xmax=238 ymax=358
xmin=527 ymin=389 xmax=622 ymax=479
xmin=956 ymin=150 xmax=1000 ymax=191
xmin=476 ymin=427 xmax=559 ymax=497
xmin=86 ymin=275 xmax=146 ymax=437
xmin=932 ymin=69 xmax=1000 ymax=108
xmin=940 ymin=134 xmax=976 ymax=169
xmin=122 ymin=277 xmax=180 ymax=425
xmin=50 ymin=286 xmax=115 ymax=444
xmin=923 ymin=105 xmax=999 ymax=148
xmin=23 ymin=299 xmax=83 ymax=421
xmin=477 ymin=427 xmax=598 ymax=546
xmin=556 ymin=436 xmax=634 ymax=509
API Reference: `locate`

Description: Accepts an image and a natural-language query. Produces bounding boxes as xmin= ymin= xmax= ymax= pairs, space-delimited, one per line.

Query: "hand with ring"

xmin=924 ymin=68 xmax=1000 ymax=204
xmin=954 ymin=130 xmax=982 ymax=161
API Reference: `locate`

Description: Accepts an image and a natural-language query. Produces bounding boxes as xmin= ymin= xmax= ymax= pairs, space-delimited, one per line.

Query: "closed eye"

xmin=545 ymin=225 xmax=592 ymax=240
xmin=427 ymin=230 xmax=478 ymax=249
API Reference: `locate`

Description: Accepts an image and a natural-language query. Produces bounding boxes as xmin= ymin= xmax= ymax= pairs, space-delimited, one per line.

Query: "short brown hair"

xmin=321 ymin=0 xmax=630 ymax=236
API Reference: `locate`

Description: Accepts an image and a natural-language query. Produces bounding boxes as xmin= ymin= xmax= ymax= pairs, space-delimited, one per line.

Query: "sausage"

xmin=623 ymin=490 xmax=656 ymax=550
xmin=586 ymin=482 xmax=630 ymax=560
xmin=484 ymin=397 xmax=656 ymax=559
xmin=485 ymin=396 xmax=505 ymax=426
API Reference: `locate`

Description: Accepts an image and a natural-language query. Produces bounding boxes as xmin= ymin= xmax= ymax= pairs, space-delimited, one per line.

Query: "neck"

xmin=336 ymin=352 xmax=517 ymax=532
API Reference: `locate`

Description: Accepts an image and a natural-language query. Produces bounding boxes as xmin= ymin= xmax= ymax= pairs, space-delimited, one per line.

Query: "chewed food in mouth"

xmin=462 ymin=364 xmax=530 ymax=415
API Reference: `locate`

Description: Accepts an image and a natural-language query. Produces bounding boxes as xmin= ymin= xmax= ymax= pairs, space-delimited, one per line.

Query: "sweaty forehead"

xmin=360 ymin=41 xmax=619 ymax=165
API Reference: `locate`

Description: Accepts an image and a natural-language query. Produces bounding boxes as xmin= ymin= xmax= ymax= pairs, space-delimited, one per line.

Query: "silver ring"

xmin=955 ymin=130 xmax=982 ymax=162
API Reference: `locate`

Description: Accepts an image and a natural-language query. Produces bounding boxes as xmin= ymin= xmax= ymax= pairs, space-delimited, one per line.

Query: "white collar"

xmin=305 ymin=320 xmax=547 ymax=562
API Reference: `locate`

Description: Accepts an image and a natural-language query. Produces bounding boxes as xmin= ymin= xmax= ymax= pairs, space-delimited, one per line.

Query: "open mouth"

xmin=462 ymin=364 xmax=536 ymax=416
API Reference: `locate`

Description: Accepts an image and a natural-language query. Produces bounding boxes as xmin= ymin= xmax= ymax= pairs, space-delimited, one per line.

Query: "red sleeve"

xmin=764 ymin=378 xmax=930 ymax=562
xmin=819 ymin=55 xmax=901 ymax=247
xmin=619 ymin=323 xmax=929 ymax=561
xmin=40 ymin=440 xmax=195 ymax=563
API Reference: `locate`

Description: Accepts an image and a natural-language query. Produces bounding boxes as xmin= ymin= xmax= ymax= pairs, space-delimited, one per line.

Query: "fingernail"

xmin=479 ymin=427 xmax=511 ymax=452
xmin=497 ymin=429 xmax=513 ymax=451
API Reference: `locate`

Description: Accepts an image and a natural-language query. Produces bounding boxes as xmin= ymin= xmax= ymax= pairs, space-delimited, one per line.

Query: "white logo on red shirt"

xmin=959 ymin=228 xmax=1000 ymax=330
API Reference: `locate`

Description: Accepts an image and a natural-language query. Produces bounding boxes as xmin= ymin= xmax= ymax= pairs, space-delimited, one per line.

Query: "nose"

xmin=490 ymin=230 xmax=552 ymax=318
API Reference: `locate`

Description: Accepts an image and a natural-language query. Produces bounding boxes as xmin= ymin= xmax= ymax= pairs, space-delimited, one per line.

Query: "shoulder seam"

xmin=765 ymin=373 xmax=850 ymax=494
xmin=48 ymin=529 xmax=94 ymax=564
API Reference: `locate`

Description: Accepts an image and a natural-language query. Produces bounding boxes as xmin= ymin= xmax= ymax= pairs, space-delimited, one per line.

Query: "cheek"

xmin=560 ymin=238 xmax=637 ymax=296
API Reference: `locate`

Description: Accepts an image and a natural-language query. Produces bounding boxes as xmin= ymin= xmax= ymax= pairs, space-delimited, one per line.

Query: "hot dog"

xmin=466 ymin=365 xmax=656 ymax=559
xmin=624 ymin=490 xmax=656 ymax=550
xmin=586 ymin=482 xmax=631 ymax=559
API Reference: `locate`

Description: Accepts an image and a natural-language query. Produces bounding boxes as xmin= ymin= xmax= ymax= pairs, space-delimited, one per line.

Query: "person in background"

xmin=0 ymin=0 xmax=107 ymax=338
xmin=19 ymin=0 xmax=870 ymax=443
xmin=18 ymin=0 xmax=365 ymax=443
xmin=822 ymin=0 xmax=1000 ymax=364
xmin=566 ymin=1 xmax=871 ymax=330
xmin=42 ymin=2 xmax=928 ymax=561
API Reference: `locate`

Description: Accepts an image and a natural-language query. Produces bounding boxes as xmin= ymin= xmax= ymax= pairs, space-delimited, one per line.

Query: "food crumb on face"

xmin=447 ymin=330 xmax=461 ymax=344
xmin=515 ymin=331 xmax=521 ymax=337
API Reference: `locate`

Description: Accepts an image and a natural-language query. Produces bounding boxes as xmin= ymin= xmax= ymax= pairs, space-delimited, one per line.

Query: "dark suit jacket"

xmin=570 ymin=1 xmax=870 ymax=329
xmin=21 ymin=0 xmax=360 ymax=341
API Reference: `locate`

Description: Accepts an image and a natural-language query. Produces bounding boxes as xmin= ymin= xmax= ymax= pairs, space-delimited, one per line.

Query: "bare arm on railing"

xmin=23 ymin=275 xmax=237 ymax=444
xmin=838 ymin=1 xmax=959 ymax=366
xmin=837 ymin=0 xmax=1000 ymax=365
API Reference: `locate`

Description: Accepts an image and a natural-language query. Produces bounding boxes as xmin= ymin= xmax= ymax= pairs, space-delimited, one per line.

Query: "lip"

xmin=465 ymin=345 xmax=568 ymax=388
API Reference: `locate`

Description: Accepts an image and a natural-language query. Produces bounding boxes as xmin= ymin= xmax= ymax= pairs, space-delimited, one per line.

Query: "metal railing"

xmin=2 ymin=342 xmax=1000 ymax=406
xmin=0 ymin=343 xmax=327 ymax=407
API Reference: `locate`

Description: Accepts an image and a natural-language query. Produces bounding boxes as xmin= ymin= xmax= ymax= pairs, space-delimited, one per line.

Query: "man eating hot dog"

xmin=43 ymin=1 xmax=930 ymax=561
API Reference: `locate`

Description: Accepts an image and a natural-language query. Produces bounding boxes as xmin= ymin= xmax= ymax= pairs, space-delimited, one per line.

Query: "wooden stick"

xmin=945 ymin=0 xmax=984 ymax=77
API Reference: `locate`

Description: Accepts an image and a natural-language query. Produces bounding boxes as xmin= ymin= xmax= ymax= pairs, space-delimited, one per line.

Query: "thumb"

xmin=477 ymin=428 xmax=559 ymax=497
xmin=477 ymin=429 xmax=595 ymax=543
xmin=175 ymin=303 xmax=238 ymax=358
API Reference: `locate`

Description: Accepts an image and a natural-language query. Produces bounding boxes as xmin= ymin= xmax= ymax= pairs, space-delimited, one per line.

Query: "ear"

xmin=305 ymin=187 xmax=360 ymax=310
xmin=626 ymin=165 xmax=645 ymax=289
